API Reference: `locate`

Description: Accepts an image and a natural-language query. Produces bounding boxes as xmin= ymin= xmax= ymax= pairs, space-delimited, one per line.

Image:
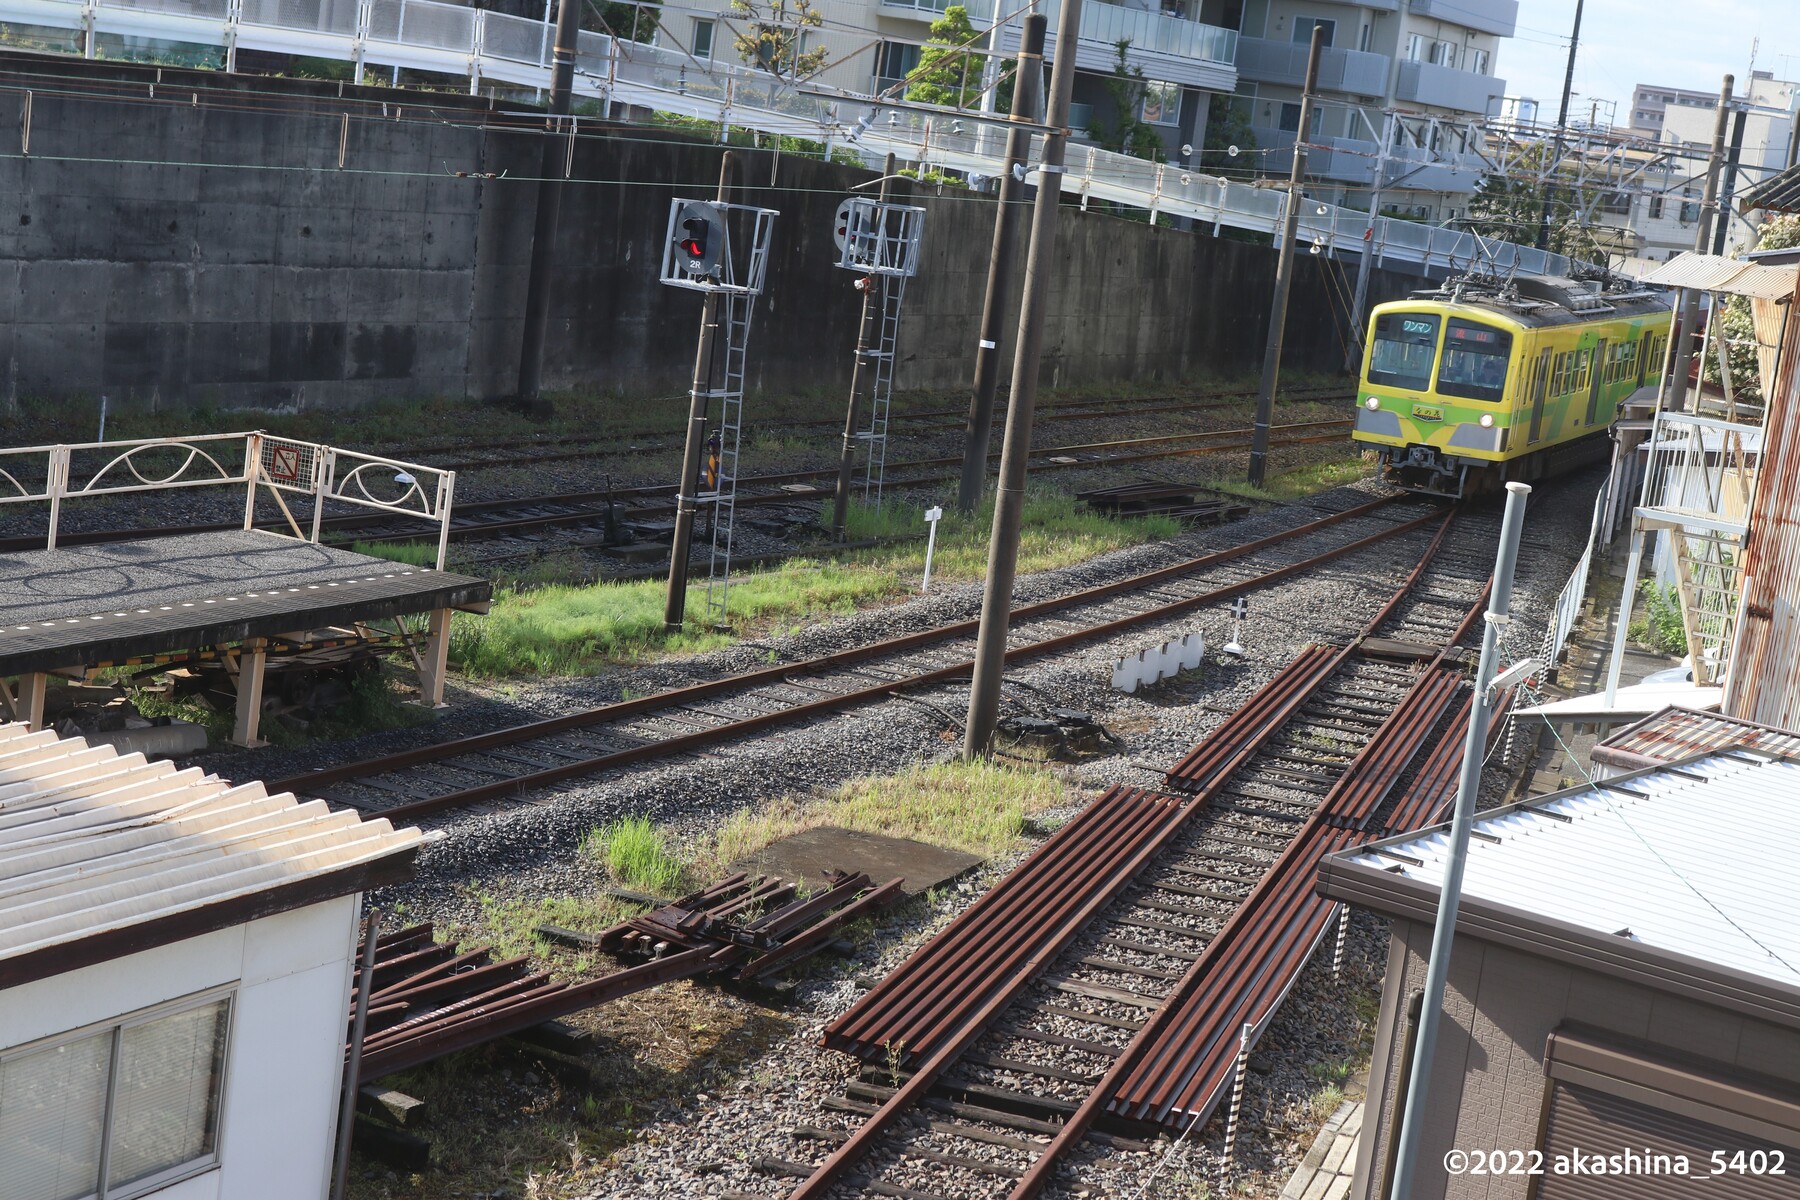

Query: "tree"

xmin=1086 ymin=41 xmax=1163 ymax=161
xmin=1199 ymin=92 xmax=1254 ymax=172
xmin=906 ymin=5 xmax=981 ymax=108
xmin=729 ymin=0 xmax=828 ymax=81
xmin=591 ymin=0 xmax=658 ymax=43
xmin=1703 ymin=212 xmax=1800 ymax=403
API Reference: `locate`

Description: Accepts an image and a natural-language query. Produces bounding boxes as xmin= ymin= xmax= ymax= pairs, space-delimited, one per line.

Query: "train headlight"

xmin=1364 ymin=397 xmax=1380 ymax=411
xmin=1479 ymin=413 xmax=1495 ymax=428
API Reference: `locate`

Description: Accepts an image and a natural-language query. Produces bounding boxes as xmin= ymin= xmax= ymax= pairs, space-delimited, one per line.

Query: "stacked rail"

xmin=351 ymin=871 xmax=898 ymax=1082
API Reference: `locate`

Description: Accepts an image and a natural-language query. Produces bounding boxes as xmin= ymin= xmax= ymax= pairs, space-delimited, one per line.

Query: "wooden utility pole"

xmin=962 ymin=0 xmax=1083 ymax=759
xmin=831 ymin=153 xmax=898 ymax=540
xmin=515 ymin=0 xmax=586 ymax=414
xmin=1247 ymin=23 xmax=1323 ymax=489
xmin=1669 ymin=75 xmax=1735 ymax=412
xmin=1535 ymin=0 xmax=1583 ymax=252
xmin=664 ymin=152 xmax=740 ymax=630
xmin=956 ymin=15 xmax=1046 ymax=514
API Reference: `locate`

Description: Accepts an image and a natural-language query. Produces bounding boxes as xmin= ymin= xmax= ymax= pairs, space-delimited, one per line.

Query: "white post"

xmin=46 ymin=446 xmax=67 ymax=551
xmin=435 ymin=470 xmax=456 ymax=571
xmin=243 ymin=433 xmax=262 ymax=532
xmin=1221 ymin=1022 xmax=1254 ymax=1182
xmin=419 ymin=608 xmax=452 ymax=708
xmin=921 ymin=505 xmax=944 ymax=592
xmin=232 ymin=638 xmax=269 ymax=748
xmin=17 ymin=673 xmax=48 ymax=730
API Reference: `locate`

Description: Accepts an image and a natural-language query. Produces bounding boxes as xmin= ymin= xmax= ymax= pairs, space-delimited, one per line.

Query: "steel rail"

xmin=785 ymin=512 xmax=1466 ymax=1200
xmin=270 ymin=502 xmax=1437 ymax=819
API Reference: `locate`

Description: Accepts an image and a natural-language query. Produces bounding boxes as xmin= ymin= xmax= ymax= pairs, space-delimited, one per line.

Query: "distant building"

xmin=0 ymin=723 xmax=425 ymax=1200
xmin=1497 ymin=94 xmax=1538 ymax=129
xmin=1629 ymin=81 xmax=1724 ymax=138
xmin=1320 ymin=749 xmax=1800 ymax=1200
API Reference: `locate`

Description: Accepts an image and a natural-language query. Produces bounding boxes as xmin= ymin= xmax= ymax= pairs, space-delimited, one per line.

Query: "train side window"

xmin=1435 ymin=319 xmax=1511 ymax=402
xmin=1369 ymin=312 xmax=1440 ymax=391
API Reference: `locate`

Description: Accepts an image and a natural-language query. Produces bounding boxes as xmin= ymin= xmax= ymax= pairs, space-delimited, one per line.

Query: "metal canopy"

xmin=1640 ymin=252 xmax=1799 ymax=300
xmin=1740 ymin=161 xmax=1800 ymax=215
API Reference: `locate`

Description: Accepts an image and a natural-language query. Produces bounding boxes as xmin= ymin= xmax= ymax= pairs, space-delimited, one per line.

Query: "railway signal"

xmin=671 ymin=201 xmax=726 ymax=279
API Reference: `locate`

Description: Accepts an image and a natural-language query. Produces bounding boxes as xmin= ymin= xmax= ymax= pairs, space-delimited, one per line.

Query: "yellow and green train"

xmin=1351 ymin=278 xmax=1673 ymax=497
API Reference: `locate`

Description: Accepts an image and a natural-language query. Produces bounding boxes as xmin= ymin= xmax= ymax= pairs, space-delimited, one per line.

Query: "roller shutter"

xmin=1536 ymin=1082 xmax=1800 ymax=1199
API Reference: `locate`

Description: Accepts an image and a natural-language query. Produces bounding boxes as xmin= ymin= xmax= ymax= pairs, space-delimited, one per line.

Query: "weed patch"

xmin=586 ymin=817 xmax=687 ymax=897
xmin=349 ymin=539 xmax=438 ymax=566
xmin=1209 ymin=455 xmax=1376 ymax=503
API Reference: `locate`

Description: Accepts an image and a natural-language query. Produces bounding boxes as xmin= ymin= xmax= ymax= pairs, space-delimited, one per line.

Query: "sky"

xmin=1500 ymin=0 xmax=1798 ymax=121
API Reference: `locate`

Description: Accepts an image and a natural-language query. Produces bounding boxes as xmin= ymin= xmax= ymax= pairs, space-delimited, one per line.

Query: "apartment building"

xmin=1628 ymin=81 xmax=1721 ymax=139
xmin=658 ymin=0 xmax=1240 ymax=162
xmin=1631 ymin=72 xmax=1799 ymax=261
xmin=1232 ymin=0 xmax=1512 ymax=224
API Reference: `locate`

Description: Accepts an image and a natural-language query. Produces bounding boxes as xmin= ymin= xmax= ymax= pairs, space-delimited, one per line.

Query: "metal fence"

xmin=1538 ymin=481 xmax=1608 ymax=675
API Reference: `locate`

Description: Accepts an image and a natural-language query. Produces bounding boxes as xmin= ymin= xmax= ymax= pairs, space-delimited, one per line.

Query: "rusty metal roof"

xmin=0 ymin=722 xmax=427 ymax=971
xmin=1640 ymin=252 xmax=1799 ymax=299
xmin=1741 ymin=162 xmax=1800 ymax=215
xmin=1594 ymin=705 xmax=1800 ymax=773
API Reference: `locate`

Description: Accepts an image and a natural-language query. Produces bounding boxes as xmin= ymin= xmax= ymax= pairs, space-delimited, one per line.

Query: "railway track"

xmin=264 ymin=493 xmax=1441 ymax=822
xmin=0 ymin=419 xmax=1353 ymax=555
xmin=392 ymin=385 xmax=1353 ymax=472
xmin=753 ymin=507 xmax=1500 ymax=1200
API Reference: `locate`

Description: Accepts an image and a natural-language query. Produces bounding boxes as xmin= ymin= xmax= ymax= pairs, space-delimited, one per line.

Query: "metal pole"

xmin=330 ymin=907 xmax=384 ymax=1200
xmin=962 ymin=0 xmax=1083 ymax=760
xmin=1387 ymin=482 xmax=1531 ymax=1200
xmin=1247 ymin=23 xmax=1323 ymax=489
xmin=1603 ymin=528 xmax=1648 ymax=705
xmin=515 ymin=0 xmax=586 ymax=413
xmin=1711 ymin=105 xmax=1749 ymax=256
xmin=831 ymin=153 xmax=898 ymax=540
xmin=1535 ymin=0 xmax=1582 ymax=252
xmin=1670 ymin=75 xmax=1735 ymax=413
xmin=957 ymin=15 xmax=1045 ymax=514
xmin=1345 ymin=109 xmax=1392 ymax=373
xmin=665 ymin=152 xmax=739 ymax=630
xmin=1221 ymin=1022 xmax=1253 ymax=1183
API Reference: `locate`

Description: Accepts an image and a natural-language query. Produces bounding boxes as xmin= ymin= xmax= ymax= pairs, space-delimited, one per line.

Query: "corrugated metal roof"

xmin=1640 ymin=252 xmax=1799 ymax=300
xmin=0 ymin=722 xmax=426 ymax=967
xmin=1595 ymin=706 xmax=1800 ymax=772
xmin=1333 ymin=752 xmax=1800 ymax=989
xmin=1741 ymin=162 xmax=1800 ymax=215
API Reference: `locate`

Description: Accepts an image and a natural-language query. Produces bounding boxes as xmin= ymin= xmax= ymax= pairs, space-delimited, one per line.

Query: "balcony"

xmin=1394 ymin=60 xmax=1504 ymax=114
xmin=992 ymin=1 xmax=1237 ymax=91
xmin=877 ymin=0 xmax=996 ymax=22
xmin=1248 ymin=126 xmax=1485 ymax=194
xmin=1406 ymin=0 xmax=1516 ymax=37
xmin=1235 ymin=37 xmax=1387 ymax=95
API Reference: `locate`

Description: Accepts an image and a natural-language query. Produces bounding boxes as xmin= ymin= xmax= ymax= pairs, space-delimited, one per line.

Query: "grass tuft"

xmin=586 ymin=816 xmax=687 ymax=897
xmin=1208 ymin=455 xmax=1376 ymax=503
xmin=349 ymin=539 xmax=438 ymax=566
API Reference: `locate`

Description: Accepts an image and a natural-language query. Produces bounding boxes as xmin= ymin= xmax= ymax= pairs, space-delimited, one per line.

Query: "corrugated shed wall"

xmin=1726 ymin=279 xmax=1800 ymax=727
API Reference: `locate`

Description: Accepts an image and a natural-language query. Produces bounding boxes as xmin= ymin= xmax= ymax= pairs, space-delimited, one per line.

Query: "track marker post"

xmin=921 ymin=505 xmax=944 ymax=592
xmin=1221 ymin=1021 xmax=1254 ymax=1186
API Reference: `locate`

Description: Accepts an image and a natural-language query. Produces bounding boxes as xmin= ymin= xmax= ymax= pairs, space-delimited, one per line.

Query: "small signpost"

xmin=1222 ymin=597 xmax=1249 ymax=657
xmin=921 ymin=505 xmax=944 ymax=592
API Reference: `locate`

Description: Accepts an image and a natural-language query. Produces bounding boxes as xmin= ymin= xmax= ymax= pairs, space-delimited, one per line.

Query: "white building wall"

xmin=0 ymin=894 xmax=360 ymax=1200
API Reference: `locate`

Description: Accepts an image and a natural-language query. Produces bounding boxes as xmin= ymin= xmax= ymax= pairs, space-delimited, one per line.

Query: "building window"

xmin=1278 ymin=101 xmax=1302 ymax=132
xmin=1292 ymin=17 xmax=1334 ymax=47
xmin=0 ymin=993 xmax=231 ymax=1200
xmin=1359 ymin=23 xmax=1371 ymax=52
xmin=1470 ymin=48 xmax=1489 ymax=75
xmin=1679 ymin=200 xmax=1700 ymax=222
xmin=1648 ymin=195 xmax=1664 ymax=219
xmin=878 ymin=41 xmax=921 ymax=87
xmin=1141 ymin=80 xmax=1181 ymax=126
xmin=1406 ymin=33 xmax=1424 ymax=61
xmin=692 ymin=18 xmax=713 ymax=60
xmin=1428 ymin=39 xmax=1456 ymax=68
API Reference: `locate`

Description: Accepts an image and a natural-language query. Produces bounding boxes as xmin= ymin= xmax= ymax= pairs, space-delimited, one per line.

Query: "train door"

xmin=1585 ymin=338 xmax=1608 ymax=425
xmin=1527 ymin=347 xmax=1551 ymax=444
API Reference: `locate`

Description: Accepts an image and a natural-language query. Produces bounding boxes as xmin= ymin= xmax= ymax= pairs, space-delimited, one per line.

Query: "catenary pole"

xmin=515 ymin=0 xmax=585 ymax=413
xmin=962 ymin=0 xmax=1083 ymax=760
xmin=665 ymin=151 xmax=739 ymax=629
xmin=330 ymin=907 xmax=384 ymax=1200
xmin=1534 ymin=0 xmax=1582 ymax=252
xmin=1669 ymin=75 xmax=1735 ymax=412
xmin=831 ymin=153 xmax=898 ymax=539
xmin=957 ymin=15 xmax=1046 ymax=514
xmin=1344 ymin=109 xmax=1393 ymax=373
xmin=1711 ymin=104 xmax=1749 ymax=256
xmin=1247 ymin=22 xmax=1323 ymax=489
xmin=1386 ymin=482 xmax=1531 ymax=1200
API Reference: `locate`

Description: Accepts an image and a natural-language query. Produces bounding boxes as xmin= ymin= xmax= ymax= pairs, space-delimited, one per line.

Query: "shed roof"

xmin=1639 ymin=253 xmax=1799 ymax=300
xmin=1594 ymin=706 xmax=1800 ymax=774
xmin=0 ymin=722 xmax=425 ymax=988
xmin=1325 ymin=752 xmax=1800 ymax=993
xmin=1741 ymin=162 xmax=1800 ymax=215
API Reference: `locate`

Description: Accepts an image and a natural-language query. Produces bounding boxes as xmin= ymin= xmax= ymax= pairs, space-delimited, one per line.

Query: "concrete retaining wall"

xmin=0 ymin=55 xmax=1419 ymax=412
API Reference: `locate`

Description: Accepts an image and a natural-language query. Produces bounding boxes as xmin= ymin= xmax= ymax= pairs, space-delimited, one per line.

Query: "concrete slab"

xmin=731 ymin=826 xmax=982 ymax=897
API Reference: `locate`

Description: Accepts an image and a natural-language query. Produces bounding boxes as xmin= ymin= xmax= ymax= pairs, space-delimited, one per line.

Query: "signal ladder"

xmin=702 ymin=289 xmax=759 ymax=627
xmin=856 ymin=271 xmax=908 ymax=507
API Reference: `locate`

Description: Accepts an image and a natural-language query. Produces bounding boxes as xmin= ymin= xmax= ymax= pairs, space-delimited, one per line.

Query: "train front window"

xmin=1435 ymin=319 xmax=1512 ymax=401
xmin=1369 ymin=313 xmax=1440 ymax=391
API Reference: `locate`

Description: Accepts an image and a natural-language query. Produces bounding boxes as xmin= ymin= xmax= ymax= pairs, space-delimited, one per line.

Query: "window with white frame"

xmin=1291 ymin=17 xmax=1333 ymax=47
xmin=1470 ymin=48 xmax=1489 ymax=75
xmin=1141 ymin=80 xmax=1180 ymax=126
xmin=1406 ymin=33 xmax=1424 ymax=61
xmin=692 ymin=18 xmax=714 ymax=60
xmin=1428 ymin=39 xmax=1456 ymax=68
xmin=0 ymin=992 xmax=232 ymax=1200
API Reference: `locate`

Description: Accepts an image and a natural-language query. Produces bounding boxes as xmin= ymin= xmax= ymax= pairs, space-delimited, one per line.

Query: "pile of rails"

xmin=1076 ymin=481 xmax=1252 ymax=524
xmin=351 ymin=870 xmax=900 ymax=1083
